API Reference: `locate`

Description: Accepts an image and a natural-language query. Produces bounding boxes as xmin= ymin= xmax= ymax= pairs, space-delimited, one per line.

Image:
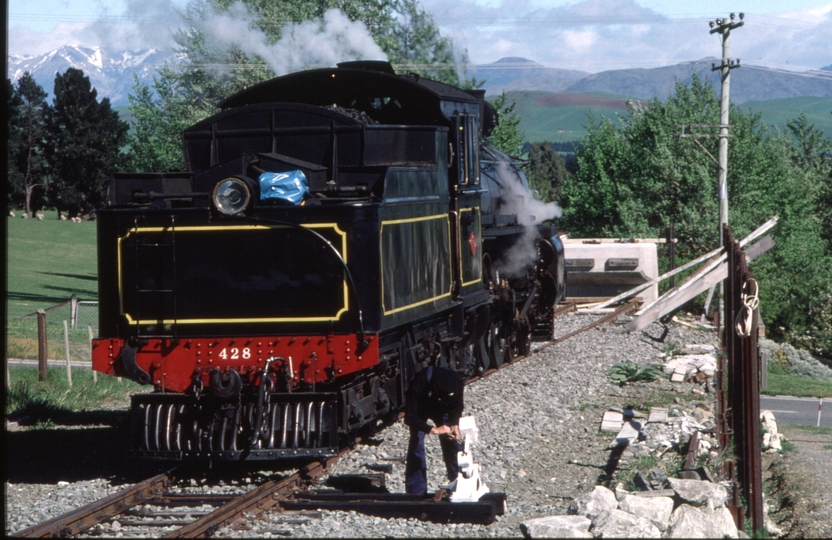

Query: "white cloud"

xmin=8 ymin=0 xmax=832 ymax=71
xmin=9 ymin=23 xmax=96 ymax=56
xmin=9 ymin=0 xmax=182 ymax=56
xmin=562 ymin=29 xmax=598 ymax=52
xmin=422 ymin=0 xmax=832 ymax=71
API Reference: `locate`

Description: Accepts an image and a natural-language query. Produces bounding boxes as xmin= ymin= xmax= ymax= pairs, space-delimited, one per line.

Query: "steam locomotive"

xmin=91 ymin=61 xmax=566 ymax=461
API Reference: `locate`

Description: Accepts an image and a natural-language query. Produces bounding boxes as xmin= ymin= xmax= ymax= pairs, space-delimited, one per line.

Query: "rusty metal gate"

xmin=716 ymin=225 xmax=764 ymax=534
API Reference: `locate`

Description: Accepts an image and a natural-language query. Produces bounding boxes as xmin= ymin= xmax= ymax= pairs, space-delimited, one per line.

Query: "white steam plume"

xmin=93 ymin=0 xmax=181 ymax=52
xmin=493 ymin=162 xmax=562 ymax=278
xmin=198 ymin=3 xmax=387 ymax=75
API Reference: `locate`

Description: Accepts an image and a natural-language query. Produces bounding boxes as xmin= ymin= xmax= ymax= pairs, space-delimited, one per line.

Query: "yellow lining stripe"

xmin=118 ymin=223 xmax=349 ymax=325
xmin=380 ymin=213 xmax=453 ymax=315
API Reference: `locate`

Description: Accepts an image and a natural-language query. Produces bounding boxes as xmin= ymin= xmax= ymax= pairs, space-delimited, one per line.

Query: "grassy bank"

xmin=5 ymin=366 xmax=145 ymax=424
xmin=762 ymin=373 xmax=832 ymax=399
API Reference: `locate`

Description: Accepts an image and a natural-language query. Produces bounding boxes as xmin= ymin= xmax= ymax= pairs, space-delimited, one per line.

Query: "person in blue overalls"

xmin=404 ymin=365 xmax=465 ymax=495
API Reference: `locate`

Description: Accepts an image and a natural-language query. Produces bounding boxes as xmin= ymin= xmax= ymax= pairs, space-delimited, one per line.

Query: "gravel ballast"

xmin=6 ymin=311 xmax=722 ymax=537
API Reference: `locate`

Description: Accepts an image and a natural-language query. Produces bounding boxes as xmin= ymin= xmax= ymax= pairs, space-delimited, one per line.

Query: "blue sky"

xmin=8 ymin=0 xmax=832 ymax=72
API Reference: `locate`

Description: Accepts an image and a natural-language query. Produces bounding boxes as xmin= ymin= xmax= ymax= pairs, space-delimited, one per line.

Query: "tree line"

xmin=524 ymin=76 xmax=832 ymax=360
xmin=7 ymin=69 xmax=129 ymax=218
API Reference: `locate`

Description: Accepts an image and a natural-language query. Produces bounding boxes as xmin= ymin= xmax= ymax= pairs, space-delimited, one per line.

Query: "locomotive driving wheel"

xmin=475 ymin=333 xmax=491 ymax=373
xmin=514 ymin=318 xmax=532 ymax=357
xmin=489 ymin=320 xmax=510 ymax=368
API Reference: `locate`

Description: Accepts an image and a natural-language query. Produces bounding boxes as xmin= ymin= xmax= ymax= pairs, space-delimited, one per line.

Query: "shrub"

xmin=607 ymin=361 xmax=663 ymax=386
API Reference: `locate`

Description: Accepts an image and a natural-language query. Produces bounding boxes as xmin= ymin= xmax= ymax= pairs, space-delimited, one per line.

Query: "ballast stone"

xmin=520 ymin=515 xmax=593 ymax=538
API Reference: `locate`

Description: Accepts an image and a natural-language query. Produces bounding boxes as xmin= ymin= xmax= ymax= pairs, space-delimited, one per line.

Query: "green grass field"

xmin=762 ymin=373 xmax=832 ymax=399
xmin=7 ymin=210 xmax=99 ymax=318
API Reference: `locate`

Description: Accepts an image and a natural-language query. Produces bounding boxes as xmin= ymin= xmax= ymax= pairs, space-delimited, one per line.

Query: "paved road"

xmin=7 ymin=359 xmax=92 ymax=369
xmin=761 ymin=396 xmax=830 ymax=428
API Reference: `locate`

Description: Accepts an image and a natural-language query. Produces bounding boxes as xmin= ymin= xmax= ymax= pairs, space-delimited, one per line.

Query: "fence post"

xmin=63 ymin=320 xmax=72 ymax=387
xmin=70 ymin=294 xmax=78 ymax=328
xmin=88 ymin=325 xmax=97 ymax=383
xmin=37 ymin=310 xmax=48 ymax=382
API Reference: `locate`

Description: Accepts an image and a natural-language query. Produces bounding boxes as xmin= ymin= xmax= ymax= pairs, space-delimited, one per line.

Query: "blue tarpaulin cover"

xmin=259 ymin=170 xmax=309 ymax=205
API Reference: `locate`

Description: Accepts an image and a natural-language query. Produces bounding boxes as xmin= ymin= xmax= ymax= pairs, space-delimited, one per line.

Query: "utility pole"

xmin=710 ymin=13 xmax=744 ymax=247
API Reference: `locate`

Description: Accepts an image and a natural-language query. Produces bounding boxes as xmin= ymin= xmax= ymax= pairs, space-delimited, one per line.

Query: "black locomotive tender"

xmin=92 ymin=61 xmax=566 ymax=461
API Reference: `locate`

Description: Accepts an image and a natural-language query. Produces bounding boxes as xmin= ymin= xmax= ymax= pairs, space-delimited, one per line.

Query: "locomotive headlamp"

xmin=212 ymin=177 xmax=252 ymax=215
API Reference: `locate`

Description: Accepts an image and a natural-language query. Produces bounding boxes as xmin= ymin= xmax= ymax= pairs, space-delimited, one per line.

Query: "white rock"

xmin=668 ymin=504 xmax=734 ymax=538
xmin=668 ymin=478 xmax=728 ymax=508
xmin=705 ymin=505 xmax=740 ymax=538
xmin=618 ymin=494 xmax=674 ymax=532
xmin=568 ymin=485 xmax=618 ymax=519
xmin=520 ymin=515 xmax=593 ymax=538
xmin=592 ymin=509 xmax=662 ymax=538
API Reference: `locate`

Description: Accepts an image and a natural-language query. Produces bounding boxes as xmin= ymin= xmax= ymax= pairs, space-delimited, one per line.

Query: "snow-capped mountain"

xmin=7 ymin=45 xmax=175 ymax=107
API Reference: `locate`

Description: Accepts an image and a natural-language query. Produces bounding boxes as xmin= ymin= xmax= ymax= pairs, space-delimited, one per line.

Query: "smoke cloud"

xmin=93 ymin=0 xmax=182 ymax=52
xmin=197 ymin=3 xmax=387 ymax=75
xmin=493 ymin=162 xmax=562 ymax=278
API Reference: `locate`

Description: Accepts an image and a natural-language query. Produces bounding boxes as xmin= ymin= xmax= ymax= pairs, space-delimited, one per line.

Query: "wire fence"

xmin=6 ymin=299 xmax=99 ymax=364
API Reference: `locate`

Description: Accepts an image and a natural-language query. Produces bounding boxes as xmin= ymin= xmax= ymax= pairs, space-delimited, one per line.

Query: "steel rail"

xmin=549 ymin=300 xmax=640 ymax=346
xmin=165 ymin=454 xmax=341 ymax=537
xmin=13 ymin=471 xmax=175 ymax=538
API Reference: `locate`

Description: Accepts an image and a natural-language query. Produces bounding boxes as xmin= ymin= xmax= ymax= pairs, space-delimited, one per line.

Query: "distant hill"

xmin=500 ymin=91 xmax=632 ymax=144
xmin=499 ymin=90 xmax=832 ymax=145
xmin=8 ymin=48 xmax=832 ymax=137
xmin=566 ymin=60 xmax=832 ymax=104
xmin=738 ymin=96 xmax=832 ymax=135
xmin=475 ymin=57 xmax=589 ymax=96
xmin=476 ymin=57 xmax=832 ymax=104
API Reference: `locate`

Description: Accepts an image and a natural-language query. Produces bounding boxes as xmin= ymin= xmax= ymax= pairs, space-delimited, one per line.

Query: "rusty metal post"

xmin=741 ymin=272 xmax=763 ymax=532
xmin=37 ymin=310 xmax=48 ymax=381
xmin=668 ymin=223 xmax=676 ymax=288
xmin=723 ymin=225 xmax=763 ymax=534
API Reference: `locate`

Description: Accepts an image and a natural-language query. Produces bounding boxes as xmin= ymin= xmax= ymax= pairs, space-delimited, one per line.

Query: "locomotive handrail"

xmin=248 ymin=217 xmax=369 ymax=353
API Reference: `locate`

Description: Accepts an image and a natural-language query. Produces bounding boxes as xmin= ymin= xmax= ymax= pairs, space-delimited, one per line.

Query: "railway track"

xmin=12 ymin=302 xmax=635 ymax=538
xmin=12 ymin=461 xmax=335 ymax=538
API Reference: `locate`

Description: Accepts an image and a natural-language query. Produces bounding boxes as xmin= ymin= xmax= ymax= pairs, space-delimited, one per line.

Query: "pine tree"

xmin=488 ymin=92 xmax=524 ymax=156
xmin=6 ymin=79 xmax=25 ymax=210
xmin=44 ymin=68 xmax=129 ymax=218
xmin=526 ymin=142 xmax=571 ymax=203
xmin=7 ymin=73 xmax=50 ymax=215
